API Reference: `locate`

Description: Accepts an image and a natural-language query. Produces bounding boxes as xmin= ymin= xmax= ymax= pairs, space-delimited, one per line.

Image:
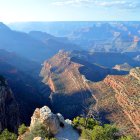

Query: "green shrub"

xmin=72 ymin=116 xmax=98 ymax=129
xmin=73 ymin=116 xmax=133 ymax=140
xmin=18 ymin=124 xmax=27 ymax=135
xmin=72 ymin=116 xmax=80 ymax=128
xmin=91 ymin=124 xmax=119 ymax=140
xmin=119 ymin=135 xmax=133 ymax=140
xmin=23 ymin=122 xmax=50 ymax=140
xmin=86 ymin=118 xmax=99 ymax=130
xmin=81 ymin=128 xmax=92 ymax=140
xmin=30 ymin=122 xmax=50 ymax=138
xmin=0 ymin=129 xmax=17 ymax=140
xmin=45 ymin=138 xmax=58 ymax=140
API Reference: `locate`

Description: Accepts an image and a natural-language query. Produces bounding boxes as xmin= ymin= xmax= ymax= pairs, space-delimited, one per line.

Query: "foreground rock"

xmin=18 ymin=106 xmax=79 ymax=140
xmin=31 ymin=106 xmax=65 ymax=135
xmin=33 ymin=137 xmax=44 ymax=140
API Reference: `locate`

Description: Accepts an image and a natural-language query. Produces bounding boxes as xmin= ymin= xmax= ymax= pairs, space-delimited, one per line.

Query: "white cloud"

xmin=52 ymin=0 xmax=140 ymax=9
xmin=52 ymin=0 xmax=93 ymax=6
xmin=97 ymin=0 xmax=140 ymax=9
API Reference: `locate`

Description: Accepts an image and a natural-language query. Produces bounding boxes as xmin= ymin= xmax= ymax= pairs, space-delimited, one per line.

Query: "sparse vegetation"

xmin=119 ymin=135 xmax=133 ymax=140
xmin=90 ymin=124 xmax=119 ymax=140
xmin=23 ymin=122 xmax=49 ymax=140
xmin=0 ymin=129 xmax=17 ymax=140
xmin=72 ymin=116 xmax=133 ymax=140
xmin=18 ymin=124 xmax=27 ymax=135
xmin=30 ymin=122 xmax=50 ymax=138
xmin=72 ymin=116 xmax=99 ymax=130
xmin=21 ymin=122 xmax=57 ymax=140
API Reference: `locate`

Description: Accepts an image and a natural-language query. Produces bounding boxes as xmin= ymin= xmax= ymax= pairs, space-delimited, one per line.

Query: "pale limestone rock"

xmin=57 ymin=113 xmax=65 ymax=124
xmin=33 ymin=137 xmax=44 ymax=140
xmin=30 ymin=106 xmax=65 ymax=135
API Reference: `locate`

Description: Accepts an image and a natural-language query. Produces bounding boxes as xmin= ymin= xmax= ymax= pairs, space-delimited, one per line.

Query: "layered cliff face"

xmin=40 ymin=51 xmax=94 ymax=119
xmin=88 ymin=67 xmax=140 ymax=138
xmin=40 ymin=50 xmax=127 ymax=119
xmin=40 ymin=51 xmax=140 ymax=138
xmin=41 ymin=51 xmax=88 ymax=94
xmin=0 ymin=76 xmax=20 ymax=132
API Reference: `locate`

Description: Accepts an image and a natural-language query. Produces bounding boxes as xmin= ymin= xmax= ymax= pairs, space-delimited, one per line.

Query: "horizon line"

xmin=4 ymin=20 xmax=140 ymax=24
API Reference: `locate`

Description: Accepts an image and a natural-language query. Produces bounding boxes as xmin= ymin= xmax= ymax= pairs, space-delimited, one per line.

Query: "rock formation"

xmin=0 ymin=76 xmax=20 ymax=132
xmin=30 ymin=106 xmax=65 ymax=135
xmin=88 ymin=67 xmax=140 ymax=138
xmin=18 ymin=106 xmax=79 ymax=140
xmin=40 ymin=51 xmax=140 ymax=139
xmin=113 ymin=63 xmax=132 ymax=71
xmin=40 ymin=50 xmax=94 ymax=119
xmin=40 ymin=50 xmax=128 ymax=119
xmin=33 ymin=137 xmax=44 ymax=140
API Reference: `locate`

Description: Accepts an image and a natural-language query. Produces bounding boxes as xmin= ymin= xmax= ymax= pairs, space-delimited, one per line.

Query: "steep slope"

xmin=40 ymin=51 xmax=94 ymax=119
xmin=0 ymin=49 xmax=41 ymax=76
xmin=40 ymin=51 xmax=127 ymax=119
xmin=40 ymin=51 xmax=140 ymax=138
xmin=0 ymin=76 xmax=20 ymax=132
xmin=87 ymin=68 xmax=140 ymax=138
xmin=0 ymin=51 xmax=51 ymax=125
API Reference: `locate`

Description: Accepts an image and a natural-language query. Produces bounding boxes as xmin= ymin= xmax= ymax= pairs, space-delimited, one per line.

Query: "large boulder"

xmin=30 ymin=106 xmax=65 ymax=135
xmin=18 ymin=106 xmax=79 ymax=140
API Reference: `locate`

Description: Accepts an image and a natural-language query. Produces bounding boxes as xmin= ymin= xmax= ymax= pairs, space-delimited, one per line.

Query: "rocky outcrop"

xmin=113 ymin=63 xmax=132 ymax=71
xmin=0 ymin=76 xmax=20 ymax=132
xmin=0 ymin=50 xmax=51 ymax=125
xmin=84 ymin=67 xmax=140 ymax=139
xmin=134 ymin=55 xmax=140 ymax=61
xmin=18 ymin=106 xmax=79 ymax=140
xmin=33 ymin=137 xmax=44 ymax=140
xmin=30 ymin=106 xmax=65 ymax=135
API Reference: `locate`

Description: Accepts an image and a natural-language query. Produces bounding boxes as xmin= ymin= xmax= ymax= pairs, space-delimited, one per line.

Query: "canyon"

xmin=40 ymin=51 xmax=140 ymax=139
xmin=0 ymin=21 xmax=140 ymax=139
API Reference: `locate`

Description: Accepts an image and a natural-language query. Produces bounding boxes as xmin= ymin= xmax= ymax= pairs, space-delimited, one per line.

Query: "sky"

xmin=0 ymin=0 xmax=140 ymax=22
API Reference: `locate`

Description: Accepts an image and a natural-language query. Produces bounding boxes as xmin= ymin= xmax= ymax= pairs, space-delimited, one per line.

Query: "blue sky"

xmin=0 ymin=0 xmax=140 ymax=22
